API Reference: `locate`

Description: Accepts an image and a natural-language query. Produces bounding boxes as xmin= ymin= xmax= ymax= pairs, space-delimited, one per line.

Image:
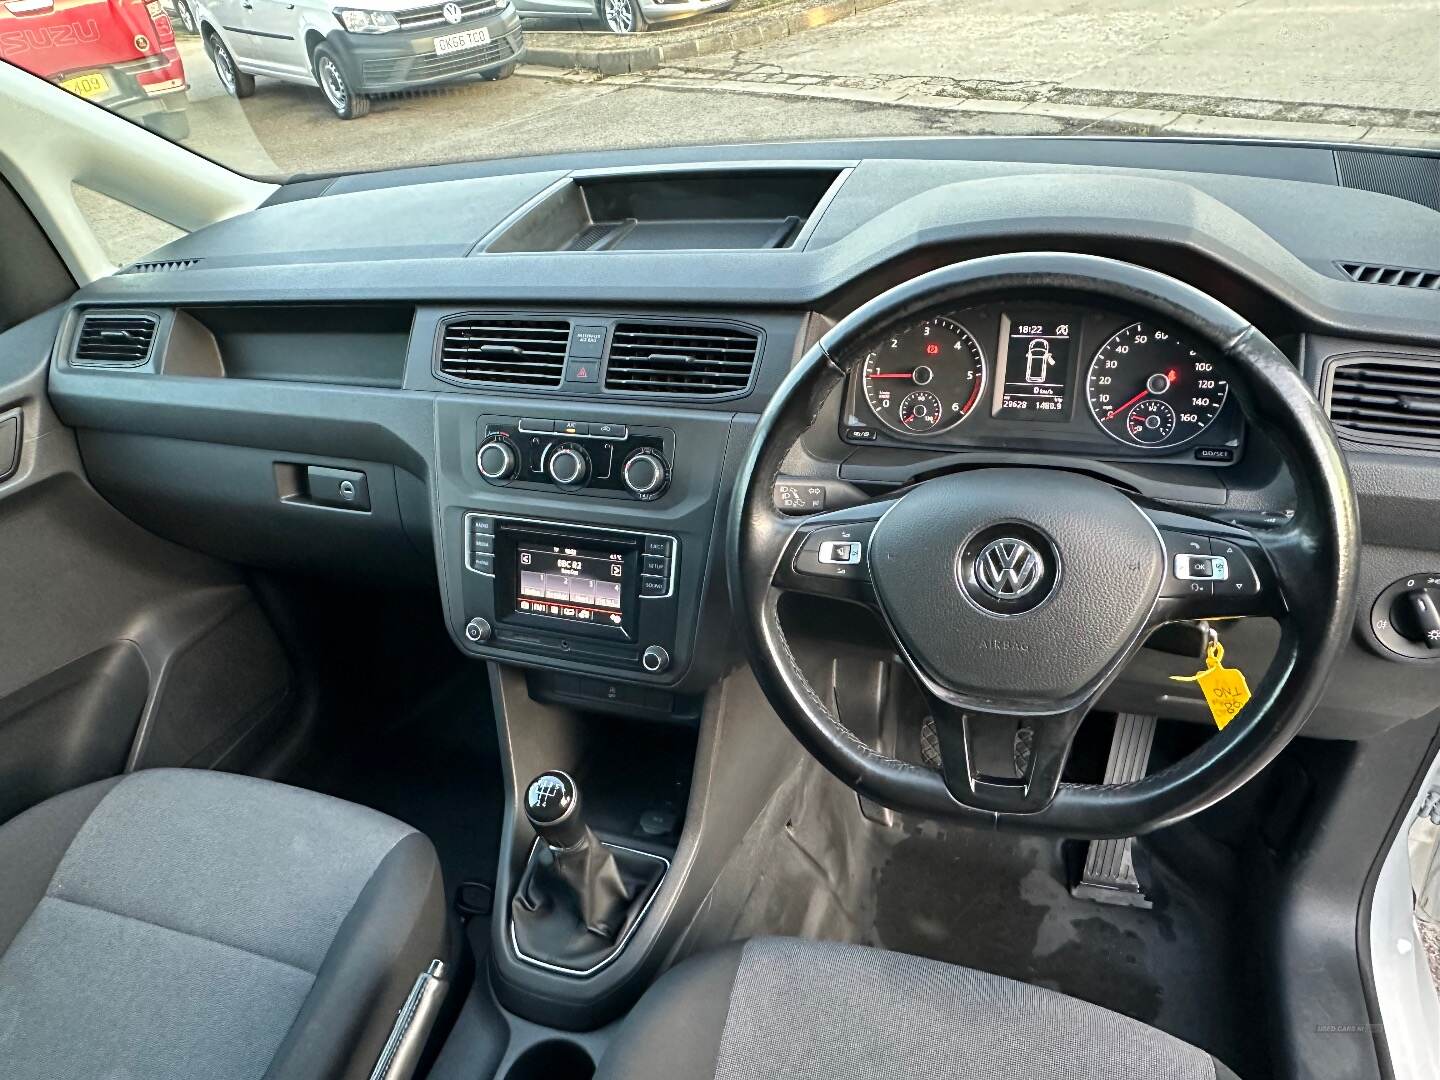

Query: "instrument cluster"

xmin=840 ymin=300 xmax=1244 ymax=465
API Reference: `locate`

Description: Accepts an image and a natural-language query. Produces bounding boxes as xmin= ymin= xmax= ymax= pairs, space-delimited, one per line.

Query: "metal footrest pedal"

xmin=1071 ymin=711 xmax=1157 ymax=909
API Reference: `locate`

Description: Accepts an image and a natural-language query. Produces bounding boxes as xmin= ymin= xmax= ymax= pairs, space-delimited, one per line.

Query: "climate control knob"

xmin=546 ymin=445 xmax=591 ymax=489
xmin=622 ymin=449 xmax=670 ymax=500
xmin=477 ymin=437 xmax=519 ymax=482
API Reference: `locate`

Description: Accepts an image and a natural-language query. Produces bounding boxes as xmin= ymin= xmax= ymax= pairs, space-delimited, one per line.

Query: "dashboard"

xmin=23 ymin=133 xmax=1440 ymax=742
xmin=839 ymin=300 xmax=1244 ymax=465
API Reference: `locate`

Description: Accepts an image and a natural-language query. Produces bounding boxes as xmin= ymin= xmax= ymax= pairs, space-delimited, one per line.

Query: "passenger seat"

xmin=0 ymin=768 xmax=449 ymax=1080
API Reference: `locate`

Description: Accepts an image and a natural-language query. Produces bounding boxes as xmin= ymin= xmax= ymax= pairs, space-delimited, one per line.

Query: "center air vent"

xmin=604 ymin=322 xmax=761 ymax=397
xmin=437 ymin=318 xmax=570 ymax=387
xmin=73 ymin=313 xmax=157 ymax=366
xmin=1326 ymin=356 xmax=1440 ymax=448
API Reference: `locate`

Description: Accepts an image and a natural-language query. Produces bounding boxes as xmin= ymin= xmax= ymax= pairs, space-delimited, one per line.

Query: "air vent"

xmin=437 ymin=318 xmax=570 ymax=387
xmin=604 ymin=322 xmax=761 ymax=397
xmin=73 ymin=313 xmax=157 ymax=366
xmin=1336 ymin=261 xmax=1440 ymax=290
xmin=1326 ymin=357 xmax=1440 ymax=448
xmin=120 ymin=258 xmax=201 ymax=275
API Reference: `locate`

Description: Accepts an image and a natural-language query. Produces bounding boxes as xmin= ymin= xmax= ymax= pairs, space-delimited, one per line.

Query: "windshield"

xmin=3 ymin=0 xmax=1438 ymax=180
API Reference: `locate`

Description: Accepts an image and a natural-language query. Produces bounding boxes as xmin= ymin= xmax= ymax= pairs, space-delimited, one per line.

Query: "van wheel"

xmin=480 ymin=62 xmax=516 ymax=81
xmin=313 ymin=45 xmax=370 ymax=119
xmin=210 ymin=34 xmax=255 ymax=99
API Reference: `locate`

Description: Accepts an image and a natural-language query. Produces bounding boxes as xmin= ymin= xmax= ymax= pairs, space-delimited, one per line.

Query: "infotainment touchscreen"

xmin=515 ymin=543 xmax=627 ymax=629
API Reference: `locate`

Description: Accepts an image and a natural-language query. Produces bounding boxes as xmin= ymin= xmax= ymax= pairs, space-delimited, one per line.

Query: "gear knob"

xmin=524 ymin=771 xmax=587 ymax=850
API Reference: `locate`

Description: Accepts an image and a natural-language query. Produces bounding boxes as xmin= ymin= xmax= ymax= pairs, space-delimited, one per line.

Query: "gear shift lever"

xmin=522 ymin=772 xmax=633 ymax=939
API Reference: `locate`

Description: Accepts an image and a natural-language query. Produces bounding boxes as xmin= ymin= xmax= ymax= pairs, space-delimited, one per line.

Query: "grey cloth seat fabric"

xmin=597 ymin=937 xmax=1242 ymax=1080
xmin=0 ymin=768 xmax=448 ymax=1080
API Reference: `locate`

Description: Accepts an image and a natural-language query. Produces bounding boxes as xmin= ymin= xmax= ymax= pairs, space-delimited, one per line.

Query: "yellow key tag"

xmin=1170 ymin=636 xmax=1251 ymax=730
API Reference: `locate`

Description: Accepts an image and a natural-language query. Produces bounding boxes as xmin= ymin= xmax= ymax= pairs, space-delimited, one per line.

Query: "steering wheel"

xmin=728 ymin=253 xmax=1359 ymax=837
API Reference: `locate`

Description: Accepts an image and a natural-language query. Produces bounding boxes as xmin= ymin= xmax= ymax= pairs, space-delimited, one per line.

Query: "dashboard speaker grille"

xmin=604 ymin=322 xmax=760 ymax=396
xmin=1335 ymin=261 xmax=1440 ymax=290
xmin=73 ymin=313 xmax=157 ymax=366
xmin=438 ymin=318 xmax=570 ymax=387
xmin=1326 ymin=356 xmax=1440 ymax=448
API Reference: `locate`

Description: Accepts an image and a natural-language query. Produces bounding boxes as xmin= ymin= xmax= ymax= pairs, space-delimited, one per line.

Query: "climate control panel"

xmin=476 ymin=416 xmax=673 ymax=501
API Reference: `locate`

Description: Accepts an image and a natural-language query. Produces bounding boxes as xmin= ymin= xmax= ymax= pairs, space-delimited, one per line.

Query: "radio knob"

xmin=641 ymin=645 xmax=670 ymax=674
xmin=477 ymin=438 xmax=519 ymax=482
xmin=546 ymin=445 xmax=591 ymax=489
xmin=622 ymin=449 xmax=670 ymax=499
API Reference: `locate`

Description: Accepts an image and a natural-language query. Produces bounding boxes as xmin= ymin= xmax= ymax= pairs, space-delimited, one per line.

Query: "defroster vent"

xmin=1326 ymin=356 xmax=1440 ymax=449
xmin=73 ymin=313 xmax=157 ymax=366
xmin=604 ymin=321 xmax=760 ymax=396
xmin=438 ymin=318 xmax=570 ymax=387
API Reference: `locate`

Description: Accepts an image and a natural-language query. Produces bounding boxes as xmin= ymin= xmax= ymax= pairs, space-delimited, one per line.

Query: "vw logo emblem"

xmin=442 ymin=1 xmax=463 ymax=22
xmin=974 ymin=538 xmax=1044 ymax=601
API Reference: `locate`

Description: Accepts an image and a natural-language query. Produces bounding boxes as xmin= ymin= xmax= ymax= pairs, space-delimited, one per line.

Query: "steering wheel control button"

xmin=956 ymin=525 xmax=1057 ymax=616
xmin=477 ymin=437 xmax=520 ymax=482
xmin=818 ymin=541 xmax=862 ymax=565
xmin=464 ymin=617 xmax=492 ymax=643
xmin=1210 ymin=540 xmax=1261 ymax=598
xmin=1160 ymin=532 xmax=1214 ymax=597
xmin=794 ymin=523 xmax=875 ymax=580
xmin=1174 ymin=554 xmax=1229 ymax=581
xmin=641 ymin=645 xmax=671 ymax=673
xmin=546 ymin=445 xmax=591 ymax=488
xmin=1372 ymin=575 xmax=1440 ymax=659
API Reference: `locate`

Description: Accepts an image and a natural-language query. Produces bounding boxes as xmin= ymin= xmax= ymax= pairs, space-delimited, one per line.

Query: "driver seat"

xmin=597 ymin=938 xmax=1241 ymax=1080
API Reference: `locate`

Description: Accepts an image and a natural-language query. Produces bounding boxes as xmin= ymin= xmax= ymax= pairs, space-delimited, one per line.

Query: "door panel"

xmin=0 ymin=308 xmax=293 ymax=821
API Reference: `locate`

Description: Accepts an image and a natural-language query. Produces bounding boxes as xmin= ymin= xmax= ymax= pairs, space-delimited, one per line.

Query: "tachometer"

xmin=1085 ymin=323 xmax=1228 ymax=449
xmin=861 ymin=317 xmax=986 ymax=436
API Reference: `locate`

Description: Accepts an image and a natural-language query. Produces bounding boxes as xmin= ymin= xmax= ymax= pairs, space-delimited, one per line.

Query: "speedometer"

xmin=860 ymin=317 xmax=986 ymax=436
xmin=1085 ymin=323 xmax=1228 ymax=449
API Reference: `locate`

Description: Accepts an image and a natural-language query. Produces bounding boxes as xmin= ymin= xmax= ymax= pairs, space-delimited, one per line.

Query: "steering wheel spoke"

xmin=1142 ymin=507 xmax=1289 ymax=626
xmin=769 ymin=500 xmax=897 ymax=607
xmin=924 ymin=691 xmax=1090 ymax=815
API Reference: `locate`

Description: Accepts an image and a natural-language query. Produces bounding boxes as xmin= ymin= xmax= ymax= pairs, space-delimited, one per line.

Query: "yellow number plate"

xmin=59 ymin=72 xmax=112 ymax=100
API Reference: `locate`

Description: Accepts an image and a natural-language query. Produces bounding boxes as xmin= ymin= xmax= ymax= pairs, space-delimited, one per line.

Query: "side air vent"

xmin=437 ymin=318 xmax=570 ymax=387
xmin=1326 ymin=357 xmax=1440 ymax=448
xmin=73 ymin=313 xmax=158 ymax=366
xmin=120 ymin=258 xmax=201 ymax=275
xmin=604 ymin=321 xmax=761 ymax=397
xmin=1336 ymin=261 xmax=1440 ymax=291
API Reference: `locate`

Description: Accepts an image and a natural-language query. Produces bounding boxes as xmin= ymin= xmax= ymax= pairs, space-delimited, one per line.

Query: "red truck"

xmin=1 ymin=0 xmax=189 ymax=138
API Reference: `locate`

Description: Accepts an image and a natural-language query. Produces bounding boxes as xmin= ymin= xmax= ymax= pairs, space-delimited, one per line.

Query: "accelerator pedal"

xmin=1071 ymin=712 xmax=1157 ymax=909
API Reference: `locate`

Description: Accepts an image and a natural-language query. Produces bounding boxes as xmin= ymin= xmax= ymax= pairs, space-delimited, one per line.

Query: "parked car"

xmin=1 ymin=0 xmax=190 ymax=137
xmin=514 ymin=0 xmax=733 ymax=36
xmin=191 ymin=0 xmax=524 ymax=119
xmin=161 ymin=0 xmax=197 ymax=33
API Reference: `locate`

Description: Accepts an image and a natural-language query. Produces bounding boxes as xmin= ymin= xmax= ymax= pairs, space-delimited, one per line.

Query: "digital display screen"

xmin=516 ymin=544 xmax=626 ymax=629
xmin=992 ymin=315 xmax=1074 ymax=422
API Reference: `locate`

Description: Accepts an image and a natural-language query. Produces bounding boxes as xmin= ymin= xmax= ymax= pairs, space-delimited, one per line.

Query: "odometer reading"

xmin=861 ymin=317 xmax=986 ymax=436
xmin=1085 ymin=323 xmax=1228 ymax=449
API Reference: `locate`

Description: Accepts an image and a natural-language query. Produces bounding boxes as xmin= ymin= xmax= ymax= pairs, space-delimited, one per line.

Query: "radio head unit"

xmin=496 ymin=525 xmax=639 ymax=640
xmin=457 ymin=513 xmax=680 ymax=676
